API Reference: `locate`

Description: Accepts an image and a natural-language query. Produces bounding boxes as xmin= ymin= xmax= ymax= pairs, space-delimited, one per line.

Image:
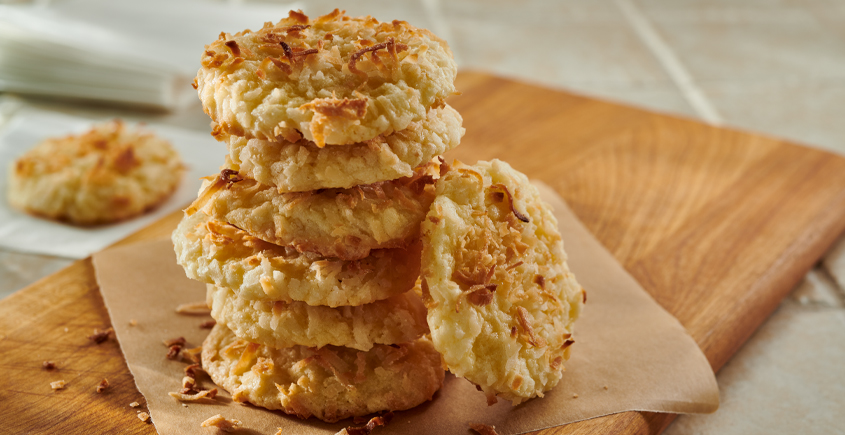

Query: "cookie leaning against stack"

xmin=173 ymin=9 xmax=462 ymax=422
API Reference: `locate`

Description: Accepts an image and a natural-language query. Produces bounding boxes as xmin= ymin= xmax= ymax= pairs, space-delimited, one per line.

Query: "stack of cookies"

xmin=172 ymin=10 xmax=463 ymax=422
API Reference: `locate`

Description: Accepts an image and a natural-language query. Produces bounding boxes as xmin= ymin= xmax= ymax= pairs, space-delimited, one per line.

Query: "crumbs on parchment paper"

xmin=201 ymin=414 xmax=242 ymax=432
xmin=176 ymin=301 xmax=211 ymax=315
xmin=337 ymin=412 xmax=393 ymax=435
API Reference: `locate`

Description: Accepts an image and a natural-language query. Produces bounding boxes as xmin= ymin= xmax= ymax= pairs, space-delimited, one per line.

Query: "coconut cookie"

xmin=224 ymin=104 xmax=463 ymax=192
xmin=8 ymin=119 xmax=184 ymax=225
xmin=207 ymin=284 xmax=428 ymax=351
xmin=197 ymin=9 xmax=457 ymax=147
xmin=202 ymin=324 xmax=444 ymax=423
xmin=420 ymin=159 xmax=585 ymax=405
xmin=189 ymin=162 xmax=437 ymax=260
xmin=173 ymin=211 xmax=420 ymax=307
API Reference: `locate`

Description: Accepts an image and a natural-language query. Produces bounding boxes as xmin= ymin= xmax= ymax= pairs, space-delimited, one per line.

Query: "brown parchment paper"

xmin=92 ymin=182 xmax=719 ymax=435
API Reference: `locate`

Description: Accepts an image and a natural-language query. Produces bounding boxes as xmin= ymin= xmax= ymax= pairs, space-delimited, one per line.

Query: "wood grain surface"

xmin=2 ymin=72 xmax=845 ymax=435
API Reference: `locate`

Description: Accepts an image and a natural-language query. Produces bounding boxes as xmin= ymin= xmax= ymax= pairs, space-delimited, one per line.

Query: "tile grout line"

xmin=419 ymin=0 xmax=461 ymax=65
xmin=614 ymin=0 xmax=723 ymax=125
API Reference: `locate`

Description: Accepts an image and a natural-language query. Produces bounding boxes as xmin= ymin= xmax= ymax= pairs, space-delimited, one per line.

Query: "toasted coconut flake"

xmin=175 ymin=301 xmax=211 ymax=315
xmin=288 ymin=9 xmax=309 ymax=24
xmin=467 ymin=284 xmax=497 ymax=306
xmin=485 ymin=389 xmax=498 ymax=406
xmin=199 ymin=320 xmax=217 ymax=329
xmin=182 ymin=376 xmax=196 ymax=391
xmin=137 ymin=412 xmax=150 ymax=423
xmin=42 ymin=361 xmax=56 ymax=370
xmin=339 ymin=412 xmax=394 ymax=435
xmin=163 ymin=337 xmax=187 ymax=347
xmin=170 ymin=388 xmax=218 ymax=402
xmin=286 ymin=24 xmax=310 ymax=33
xmin=224 ymin=40 xmax=241 ymax=56
xmin=166 ymin=344 xmax=183 ymax=360
xmin=201 ymin=414 xmax=242 ymax=432
xmin=469 ymin=423 xmax=500 ymax=435
xmin=96 ymin=378 xmax=109 ymax=393
xmin=219 ymin=169 xmax=244 ymax=189
xmin=291 ymin=47 xmax=319 ymax=59
xmin=550 ymin=356 xmax=563 ymax=370
xmin=50 ymin=380 xmax=66 ymax=390
xmin=279 ymin=41 xmax=293 ymax=59
xmin=87 ymin=327 xmax=114 ymax=344
xmin=438 ymin=157 xmax=451 ymax=177
xmin=533 ymin=274 xmax=545 ymax=289
xmin=182 ymin=346 xmax=203 ymax=364
xmin=488 ymin=183 xmax=530 ymax=223
xmin=113 ymin=147 xmax=137 ymax=174
xmin=201 ymin=52 xmax=228 ymax=68
xmin=185 ymin=363 xmax=204 ymax=379
xmin=348 ymin=37 xmax=408 ymax=78
xmin=265 ymin=56 xmax=293 ymax=75
xmin=303 ymin=96 xmax=367 ymax=120
xmin=561 ymin=339 xmax=575 ymax=350
xmin=234 ymin=343 xmax=261 ymax=374
xmin=516 ymin=306 xmax=547 ymax=347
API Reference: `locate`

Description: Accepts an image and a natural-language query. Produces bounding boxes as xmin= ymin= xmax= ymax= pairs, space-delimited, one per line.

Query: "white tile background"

xmin=1 ymin=0 xmax=844 ymax=433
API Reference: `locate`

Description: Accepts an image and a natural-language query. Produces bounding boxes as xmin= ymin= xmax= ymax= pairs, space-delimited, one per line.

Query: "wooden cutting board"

xmin=2 ymin=71 xmax=845 ymax=435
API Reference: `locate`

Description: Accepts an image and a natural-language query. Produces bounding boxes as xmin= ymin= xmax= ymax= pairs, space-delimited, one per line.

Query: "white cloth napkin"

xmin=0 ymin=109 xmax=226 ymax=259
xmin=0 ymin=0 xmax=300 ymax=110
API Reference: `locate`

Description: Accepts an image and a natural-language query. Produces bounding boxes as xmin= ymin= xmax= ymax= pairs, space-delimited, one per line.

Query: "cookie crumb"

xmin=200 ymin=414 xmax=242 ymax=432
xmin=184 ymin=363 xmax=204 ymax=379
xmin=129 ymin=401 xmax=140 ymax=408
xmin=182 ymin=403 xmax=188 ymax=407
xmin=50 ymin=380 xmax=66 ymax=390
xmin=181 ymin=346 xmax=203 ymax=364
xmin=169 ymin=388 xmax=218 ymax=402
xmin=129 ymin=319 xmax=138 ymax=326
xmin=572 ymin=393 xmax=579 ymax=398
xmin=163 ymin=336 xmax=186 ymax=347
xmin=64 ymin=327 xmax=69 ymax=332
xmin=96 ymin=378 xmax=109 ymax=393
xmin=604 ymin=385 xmax=608 ymax=390
xmin=42 ymin=361 xmax=56 ymax=370
xmin=199 ymin=320 xmax=217 ymax=329
xmin=137 ymin=412 xmax=150 ymax=423
xmin=176 ymin=301 xmax=211 ymax=315
xmin=275 ymin=429 xmax=283 ymax=435
xmin=87 ymin=327 xmax=114 ymax=344
xmin=469 ymin=423 xmax=500 ymax=435
xmin=166 ymin=344 xmax=183 ymax=360
xmin=338 ymin=412 xmax=393 ymax=435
